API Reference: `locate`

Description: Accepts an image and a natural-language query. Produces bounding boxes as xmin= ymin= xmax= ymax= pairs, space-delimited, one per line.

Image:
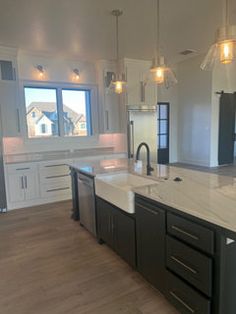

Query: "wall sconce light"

xmin=73 ymin=68 xmax=80 ymax=80
xmin=35 ymin=65 xmax=45 ymax=79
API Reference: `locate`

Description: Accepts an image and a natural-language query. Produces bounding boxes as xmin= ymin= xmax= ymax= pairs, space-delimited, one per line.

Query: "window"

xmin=24 ymin=85 xmax=92 ymax=138
xmin=62 ymin=89 xmax=91 ymax=137
xmin=24 ymin=87 xmax=58 ymax=138
xmin=41 ymin=124 xmax=47 ymax=134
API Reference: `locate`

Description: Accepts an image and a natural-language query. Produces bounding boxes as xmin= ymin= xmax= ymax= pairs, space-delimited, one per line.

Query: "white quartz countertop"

xmin=4 ymin=147 xmax=122 ymax=164
xmin=70 ymin=159 xmax=236 ymax=233
xmin=134 ymin=166 xmax=236 ymax=233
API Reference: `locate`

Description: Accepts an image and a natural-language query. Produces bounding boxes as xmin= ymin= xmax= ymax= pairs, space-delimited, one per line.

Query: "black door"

xmin=157 ymin=103 xmax=170 ymax=164
xmin=136 ymin=198 xmax=166 ymax=293
xmin=218 ymin=93 xmax=236 ymax=165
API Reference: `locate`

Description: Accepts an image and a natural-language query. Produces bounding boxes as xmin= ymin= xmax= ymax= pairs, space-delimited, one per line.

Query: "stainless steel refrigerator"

xmin=0 ymin=106 xmax=7 ymax=212
xmin=127 ymin=106 xmax=157 ymax=163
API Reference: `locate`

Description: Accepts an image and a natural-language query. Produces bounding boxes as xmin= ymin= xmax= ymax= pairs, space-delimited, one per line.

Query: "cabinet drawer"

xmin=40 ymin=174 xmax=71 ymax=185
xmin=166 ymin=271 xmax=211 ymax=314
xmin=6 ymin=163 xmax=37 ymax=174
xmin=39 ymin=163 xmax=70 ymax=177
xmin=167 ymin=212 xmax=214 ymax=255
xmin=166 ymin=236 xmax=212 ymax=297
xmin=41 ymin=186 xmax=71 ymax=199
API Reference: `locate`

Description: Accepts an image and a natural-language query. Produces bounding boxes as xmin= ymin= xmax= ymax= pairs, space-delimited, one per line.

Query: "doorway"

xmin=218 ymin=92 xmax=236 ymax=165
xmin=157 ymin=103 xmax=169 ymax=164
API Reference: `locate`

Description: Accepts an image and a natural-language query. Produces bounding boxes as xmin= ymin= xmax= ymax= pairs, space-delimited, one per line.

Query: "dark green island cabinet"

xmin=135 ymin=194 xmax=236 ymax=314
xmin=96 ymin=197 xmax=136 ymax=268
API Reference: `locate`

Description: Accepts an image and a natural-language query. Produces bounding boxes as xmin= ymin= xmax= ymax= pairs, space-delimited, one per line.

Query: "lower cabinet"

xmin=6 ymin=163 xmax=39 ymax=207
xmin=135 ymin=197 xmax=166 ymax=294
xmin=166 ymin=271 xmax=211 ymax=314
xmin=96 ymin=197 xmax=136 ymax=268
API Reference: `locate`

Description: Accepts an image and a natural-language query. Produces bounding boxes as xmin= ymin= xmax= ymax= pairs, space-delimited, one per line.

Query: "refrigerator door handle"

xmin=127 ymin=120 xmax=134 ymax=159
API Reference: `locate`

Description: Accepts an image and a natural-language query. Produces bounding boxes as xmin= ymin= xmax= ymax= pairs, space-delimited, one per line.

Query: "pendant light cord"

xmin=156 ymin=0 xmax=160 ymax=64
xmin=224 ymin=0 xmax=229 ymax=26
xmin=116 ymin=13 xmax=119 ymax=62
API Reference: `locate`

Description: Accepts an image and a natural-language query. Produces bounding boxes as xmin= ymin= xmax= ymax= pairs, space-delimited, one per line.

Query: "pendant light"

xmin=150 ymin=0 xmax=177 ymax=88
xmin=201 ymin=0 xmax=236 ymax=70
xmin=109 ymin=9 xmax=126 ymax=94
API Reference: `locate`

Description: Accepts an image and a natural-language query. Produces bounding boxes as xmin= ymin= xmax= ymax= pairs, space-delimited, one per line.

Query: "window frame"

xmin=20 ymin=80 xmax=99 ymax=141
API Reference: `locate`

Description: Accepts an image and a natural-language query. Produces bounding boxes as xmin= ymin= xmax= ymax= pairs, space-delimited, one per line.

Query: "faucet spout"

xmin=135 ymin=142 xmax=154 ymax=176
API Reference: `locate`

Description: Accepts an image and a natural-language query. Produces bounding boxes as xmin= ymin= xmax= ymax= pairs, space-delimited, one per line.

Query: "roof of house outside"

xmin=27 ymin=102 xmax=85 ymax=124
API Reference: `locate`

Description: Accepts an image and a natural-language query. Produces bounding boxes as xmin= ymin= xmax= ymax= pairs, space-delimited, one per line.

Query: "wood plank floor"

xmin=0 ymin=201 xmax=178 ymax=314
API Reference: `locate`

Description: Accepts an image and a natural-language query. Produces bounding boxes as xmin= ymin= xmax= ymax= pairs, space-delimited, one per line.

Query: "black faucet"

xmin=135 ymin=142 xmax=154 ymax=176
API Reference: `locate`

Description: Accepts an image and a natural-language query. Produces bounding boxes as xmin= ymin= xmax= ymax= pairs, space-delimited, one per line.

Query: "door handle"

xmin=105 ymin=110 xmax=109 ymax=130
xmin=24 ymin=176 xmax=27 ymax=189
xmin=21 ymin=176 xmax=24 ymax=189
xmin=16 ymin=108 xmax=21 ymax=133
xmin=128 ymin=121 xmax=134 ymax=158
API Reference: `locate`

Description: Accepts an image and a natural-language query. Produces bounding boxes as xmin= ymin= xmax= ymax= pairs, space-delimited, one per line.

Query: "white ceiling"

xmin=0 ymin=0 xmax=236 ymax=63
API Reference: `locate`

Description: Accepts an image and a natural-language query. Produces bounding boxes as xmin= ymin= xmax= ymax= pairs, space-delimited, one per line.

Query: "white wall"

xmin=177 ymin=55 xmax=212 ymax=166
xmin=17 ymin=50 xmax=97 ymax=84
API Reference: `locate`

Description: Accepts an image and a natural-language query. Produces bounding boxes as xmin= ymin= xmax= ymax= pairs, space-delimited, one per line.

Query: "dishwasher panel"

xmin=77 ymin=173 xmax=96 ymax=236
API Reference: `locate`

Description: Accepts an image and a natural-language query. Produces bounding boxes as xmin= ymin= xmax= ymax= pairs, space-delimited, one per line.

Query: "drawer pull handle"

xmin=137 ymin=203 xmax=160 ymax=215
xmin=171 ymin=256 xmax=198 ymax=274
xmin=171 ymin=225 xmax=199 ymax=241
xmin=47 ymin=187 xmax=70 ymax=192
xmin=46 ymin=174 xmax=69 ymax=179
xmin=16 ymin=167 xmax=30 ymax=171
xmin=170 ymin=291 xmax=195 ymax=313
xmin=45 ymin=164 xmax=66 ymax=168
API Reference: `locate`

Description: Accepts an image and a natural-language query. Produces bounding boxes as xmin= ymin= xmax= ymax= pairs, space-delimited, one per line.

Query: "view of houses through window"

xmin=24 ymin=87 xmax=91 ymax=138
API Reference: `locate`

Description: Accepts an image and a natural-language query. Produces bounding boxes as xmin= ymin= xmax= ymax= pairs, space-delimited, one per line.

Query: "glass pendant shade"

xmin=150 ymin=0 xmax=177 ymax=88
xmin=109 ymin=9 xmax=126 ymax=95
xmin=109 ymin=73 xmax=127 ymax=94
xmin=201 ymin=20 xmax=236 ymax=70
xmin=150 ymin=57 xmax=177 ymax=89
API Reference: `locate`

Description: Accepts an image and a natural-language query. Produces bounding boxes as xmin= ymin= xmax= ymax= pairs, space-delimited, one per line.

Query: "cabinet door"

xmin=114 ymin=210 xmax=136 ymax=268
xmin=24 ymin=171 xmax=39 ymax=201
xmin=136 ymin=199 xmax=166 ymax=293
xmin=0 ymin=81 xmax=20 ymax=137
xmin=96 ymin=198 xmax=113 ymax=248
xmin=125 ymin=62 xmax=141 ymax=105
xmin=7 ymin=173 xmax=25 ymax=203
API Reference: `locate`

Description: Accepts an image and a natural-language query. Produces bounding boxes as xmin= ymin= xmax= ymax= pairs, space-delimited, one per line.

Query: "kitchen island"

xmin=70 ymin=159 xmax=236 ymax=314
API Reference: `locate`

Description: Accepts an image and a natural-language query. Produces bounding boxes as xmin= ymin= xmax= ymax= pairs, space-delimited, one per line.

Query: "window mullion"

xmin=57 ymin=87 xmax=64 ymax=137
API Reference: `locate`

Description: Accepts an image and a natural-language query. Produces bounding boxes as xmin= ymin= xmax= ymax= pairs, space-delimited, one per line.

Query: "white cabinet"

xmin=39 ymin=160 xmax=72 ymax=201
xmin=0 ymin=81 xmax=20 ymax=137
xmin=6 ymin=163 xmax=39 ymax=208
xmin=7 ymin=173 xmax=25 ymax=203
xmin=96 ymin=60 xmax=122 ymax=133
xmin=0 ymin=48 xmax=20 ymax=137
xmin=122 ymin=58 xmax=157 ymax=106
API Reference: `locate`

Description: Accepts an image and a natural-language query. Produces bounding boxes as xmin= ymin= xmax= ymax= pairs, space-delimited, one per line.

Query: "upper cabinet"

xmin=96 ymin=58 xmax=157 ymax=134
xmin=96 ymin=60 xmax=121 ymax=134
xmin=0 ymin=47 xmax=21 ymax=137
xmin=122 ymin=58 xmax=157 ymax=107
